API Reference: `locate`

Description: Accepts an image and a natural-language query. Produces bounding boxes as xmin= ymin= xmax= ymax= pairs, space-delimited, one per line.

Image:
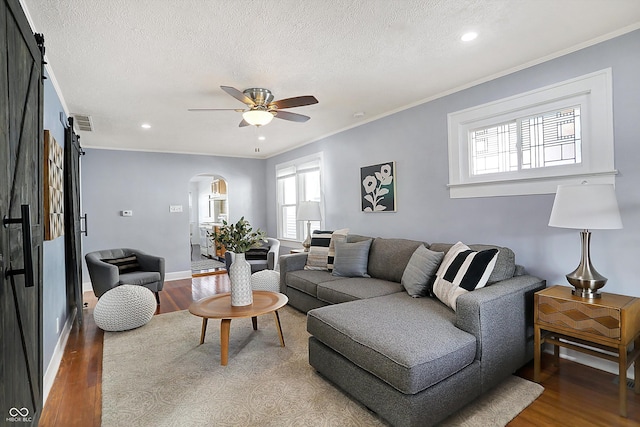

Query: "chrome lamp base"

xmin=302 ymin=221 xmax=312 ymax=252
xmin=567 ymin=230 xmax=607 ymax=299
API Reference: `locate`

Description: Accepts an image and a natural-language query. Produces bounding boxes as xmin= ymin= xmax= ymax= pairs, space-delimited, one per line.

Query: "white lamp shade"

xmin=297 ymin=201 xmax=322 ymax=221
xmin=549 ymin=184 xmax=622 ymax=230
xmin=242 ymin=109 xmax=274 ymax=126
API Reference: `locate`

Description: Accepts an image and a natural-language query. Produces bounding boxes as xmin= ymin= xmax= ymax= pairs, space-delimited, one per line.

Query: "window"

xmin=276 ymin=154 xmax=323 ymax=241
xmin=470 ymin=106 xmax=581 ymax=175
xmin=448 ymin=69 xmax=615 ymax=198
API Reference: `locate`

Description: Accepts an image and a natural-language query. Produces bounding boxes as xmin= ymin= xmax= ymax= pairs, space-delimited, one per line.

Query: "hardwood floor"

xmin=39 ymin=276 xmax=640 ymax=426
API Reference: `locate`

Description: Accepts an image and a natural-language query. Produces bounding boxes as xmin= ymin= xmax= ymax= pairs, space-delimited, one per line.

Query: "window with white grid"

xmin=448 ymin=69 xmax=615 ymax=198
xmin=276 ymin=154 xmax=323 ymax=241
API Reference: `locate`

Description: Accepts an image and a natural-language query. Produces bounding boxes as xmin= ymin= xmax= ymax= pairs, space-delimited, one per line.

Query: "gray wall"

xmin=266 ymin=29 xmax=640 ymax=298
xmin=42 ymin=69 xmax=70 ymax=373
xmin=80 ymin=150 xmax=266 ymax=281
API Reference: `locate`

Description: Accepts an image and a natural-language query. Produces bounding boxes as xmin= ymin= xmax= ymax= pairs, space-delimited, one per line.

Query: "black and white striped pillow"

xmin=433 ymin=242 xmax=498 ymax=310
xmin=102 ymin=254 xmax=140 ymax=274
xmin=304 ymin=228 xmax=349 ymax=271
xmin=304 ymin=230 xmax=333 ymax=271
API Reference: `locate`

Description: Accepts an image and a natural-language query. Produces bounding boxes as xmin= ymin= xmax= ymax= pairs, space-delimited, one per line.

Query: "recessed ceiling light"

xmin=141 ymin=123 xmax=151 ymax=129
xmin=461 ymin=32 xmax=478 ymax=42
xmin=258 ymin=135 xmax=266 ymax=141
xmin=353 ymin=112 xmax=365 ymax=118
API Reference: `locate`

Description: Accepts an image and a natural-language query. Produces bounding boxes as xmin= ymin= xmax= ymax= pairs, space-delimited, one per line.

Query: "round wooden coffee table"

xmin=188 ymin=290 xmax=288 ymax=365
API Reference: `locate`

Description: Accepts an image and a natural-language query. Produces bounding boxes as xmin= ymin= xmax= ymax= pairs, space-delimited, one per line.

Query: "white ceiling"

xmin=22 ymin=0 xmax=640 ymax=159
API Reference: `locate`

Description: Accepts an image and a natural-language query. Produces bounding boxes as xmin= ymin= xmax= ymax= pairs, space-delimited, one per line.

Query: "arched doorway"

xmin=189 ymin=174 xmax=228 ymax=274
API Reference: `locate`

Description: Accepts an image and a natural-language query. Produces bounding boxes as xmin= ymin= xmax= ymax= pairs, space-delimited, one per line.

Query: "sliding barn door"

xmin=64 ymin=118 xmax=84 ymax=324
xmin=0 ymin=0 xmax=45 ymax=425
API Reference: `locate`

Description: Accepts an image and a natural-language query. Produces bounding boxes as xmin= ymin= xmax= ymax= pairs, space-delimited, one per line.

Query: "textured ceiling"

xmin=21 ymin=0 xmax=640 ymax=158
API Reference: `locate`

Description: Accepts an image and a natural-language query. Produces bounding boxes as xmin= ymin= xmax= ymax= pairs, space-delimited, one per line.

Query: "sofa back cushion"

xmin=428 ymin=243 xmax=515 ymax=283
xmin=367 ymin=237 xmax=426 ymax=283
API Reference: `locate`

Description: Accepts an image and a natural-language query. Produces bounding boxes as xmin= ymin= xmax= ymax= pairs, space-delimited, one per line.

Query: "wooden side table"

xmin=290 ymin=248 xmax=306 ymax=254
xmin=534 ymin=285 xmax=640 ymax=417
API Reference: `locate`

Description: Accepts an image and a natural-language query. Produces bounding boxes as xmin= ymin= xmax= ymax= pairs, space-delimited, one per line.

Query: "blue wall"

xmin=80 ymin=149 xmax=267 ymax=280
xmin=266 ymin=30 xmax=640 ymax=298
xmin=42 ymin=70 xmax=69 ymax=373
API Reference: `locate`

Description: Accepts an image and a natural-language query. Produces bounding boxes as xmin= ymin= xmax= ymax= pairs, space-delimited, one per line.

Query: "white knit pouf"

xmin=94 ymin=285 xmax=156 ymax=332
xmin=250 ymin=269 xmax=280 ymax=292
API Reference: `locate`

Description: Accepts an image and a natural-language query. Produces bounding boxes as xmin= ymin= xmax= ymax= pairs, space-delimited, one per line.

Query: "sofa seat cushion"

xmin=286 ymin=270 xmax=342 ymax=298
xmin=307 ymin=292 xmax=476 ymax=394
xmin=317 ymin=278 xmax=404 ymax=304
xmin=119 ymin=271 xmax=161 ymax=286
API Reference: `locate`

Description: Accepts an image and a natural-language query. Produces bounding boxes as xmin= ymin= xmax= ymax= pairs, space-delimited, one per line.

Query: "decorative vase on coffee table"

xmin=228 ymin=252 xmax=253 ymax=306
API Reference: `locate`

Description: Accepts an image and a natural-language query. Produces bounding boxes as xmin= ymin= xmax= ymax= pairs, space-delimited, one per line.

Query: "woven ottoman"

xmin=251 ymin=269 xmax=280 ymax=292
xmin=94 ymin=285 xmax=156 ymax=331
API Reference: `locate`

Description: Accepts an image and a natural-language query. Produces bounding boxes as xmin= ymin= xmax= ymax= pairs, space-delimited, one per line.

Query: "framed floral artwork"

xmin=360 ymin=162 xmax=396 ymax=212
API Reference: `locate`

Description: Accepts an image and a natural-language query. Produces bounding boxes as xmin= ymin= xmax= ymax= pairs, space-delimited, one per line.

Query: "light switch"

xmin=170 ymin=205 xmax=183 ymax=213
xmin=121 ymin=210 xmax=133 ymax=217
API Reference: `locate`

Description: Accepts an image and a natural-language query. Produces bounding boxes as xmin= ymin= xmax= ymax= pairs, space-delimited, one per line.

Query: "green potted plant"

xmin=212 ymin=217 xmax=266 ymax=254
xmin=213 ymin=217 xmax=266 ymax=306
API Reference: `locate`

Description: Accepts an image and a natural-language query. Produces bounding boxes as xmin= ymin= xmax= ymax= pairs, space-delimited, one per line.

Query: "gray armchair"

xmin=85 ymin=248 xmax=165 ymax=304
xmin=224 ymin=238 xmax=280 ymax=273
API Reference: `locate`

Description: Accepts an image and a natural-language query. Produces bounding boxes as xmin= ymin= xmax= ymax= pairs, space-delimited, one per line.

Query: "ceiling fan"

xmin=189 ymin=86 xmax=318 ymax=127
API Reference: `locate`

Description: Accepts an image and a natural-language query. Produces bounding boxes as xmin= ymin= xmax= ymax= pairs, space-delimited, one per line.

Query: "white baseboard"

xmin=166 ymin=270 xmax=192 ymax=281
xmin=82 ymin=270 xmax=194 ymax=294
xmin=544 ymin=346 xmax=635 ymax=380
xmin=43 ymin=308 xmax=75 ymax=405
xmin=82 ymin=281 xmax=92 ymax=294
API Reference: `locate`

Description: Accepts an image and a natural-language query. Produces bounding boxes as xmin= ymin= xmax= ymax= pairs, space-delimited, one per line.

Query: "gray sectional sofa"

xmin=279 ymin=235 xmax=546 ymax=427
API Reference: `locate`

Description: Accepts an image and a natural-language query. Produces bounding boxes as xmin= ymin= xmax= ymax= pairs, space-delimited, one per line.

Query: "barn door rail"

xmin=2 ymin=204 xmax=34 ymax=287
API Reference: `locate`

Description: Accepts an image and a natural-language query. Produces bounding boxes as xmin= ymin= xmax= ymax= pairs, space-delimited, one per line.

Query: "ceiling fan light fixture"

xmin=242 ymin=110 xmax=274 ymax=126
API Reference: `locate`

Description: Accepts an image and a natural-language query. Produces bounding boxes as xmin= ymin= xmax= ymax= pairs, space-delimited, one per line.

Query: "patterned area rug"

xmin=191 ymin=258 xmax=225 ymax=272
xmin=102 ymin=307 xmax=543 ymax=426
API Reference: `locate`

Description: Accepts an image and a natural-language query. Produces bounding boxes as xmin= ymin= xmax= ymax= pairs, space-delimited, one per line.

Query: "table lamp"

xmin=297 ymin=201 xmax=322 ymax=251
xmin=548 ymin=183 xmax=622 ymax=298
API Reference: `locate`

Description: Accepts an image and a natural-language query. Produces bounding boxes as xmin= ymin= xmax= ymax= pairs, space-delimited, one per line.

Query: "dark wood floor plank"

xmin=41 ymin=276 xmax=640 ymax=426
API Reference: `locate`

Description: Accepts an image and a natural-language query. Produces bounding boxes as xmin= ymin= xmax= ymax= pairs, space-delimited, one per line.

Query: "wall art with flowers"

xmin=360 ymin=162 xmax=396 ymax=212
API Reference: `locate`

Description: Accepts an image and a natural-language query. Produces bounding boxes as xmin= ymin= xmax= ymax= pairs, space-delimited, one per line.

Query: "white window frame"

xmin=447 ymin=68 xmax=616 ymax=198
xmin=275 ymin=153 xmax=324 ymax=242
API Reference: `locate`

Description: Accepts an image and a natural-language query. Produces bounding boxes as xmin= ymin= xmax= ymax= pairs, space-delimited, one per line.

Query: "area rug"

xmin=191 ymin=258 xmax=225 ymax=272
xmin=102 ymin=307 xmax=543 ymax=426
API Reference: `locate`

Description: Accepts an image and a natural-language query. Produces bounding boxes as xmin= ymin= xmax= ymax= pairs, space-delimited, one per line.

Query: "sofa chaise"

xmin=279 ymin=234 xmax=546 ymax=427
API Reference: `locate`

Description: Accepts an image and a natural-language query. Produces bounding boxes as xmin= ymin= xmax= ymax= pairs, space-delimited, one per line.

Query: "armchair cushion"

xmin=119 ymin=271 xmax=162 ymax=287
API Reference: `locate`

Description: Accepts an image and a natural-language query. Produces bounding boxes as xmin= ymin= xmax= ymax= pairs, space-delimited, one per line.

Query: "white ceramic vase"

xmin=228 ymin=252 xmax=253 ymax=306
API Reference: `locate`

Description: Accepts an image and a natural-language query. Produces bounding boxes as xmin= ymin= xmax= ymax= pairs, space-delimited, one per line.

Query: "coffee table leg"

xmin=200 ymin=318 xmax=208 ymax=345
xmin=273 ymin=310 xmax=285 ymax=347
xmin=252 ymin=316 xmax=258 ymax=331
xmin=220 ymin=318 xmax=231 ymax=366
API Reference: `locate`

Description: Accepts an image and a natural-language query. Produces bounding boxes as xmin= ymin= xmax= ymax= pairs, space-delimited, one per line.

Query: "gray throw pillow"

xmin=401 ymin=245 xmax=444 ymax=297
xmin=331 ymin=239 xmax=372 ymax=277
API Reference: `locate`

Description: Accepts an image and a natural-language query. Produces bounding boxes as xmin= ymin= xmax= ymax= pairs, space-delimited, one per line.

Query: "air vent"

xmin=72 ymin=114 xmax=93 ymax=132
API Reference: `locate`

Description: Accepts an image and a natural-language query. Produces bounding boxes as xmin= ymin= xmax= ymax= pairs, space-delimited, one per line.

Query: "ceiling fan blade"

xmin=221 ymin=86 xmax=255 ymax=106
xmin=188 ymin=108 xmax=245 ymax=112
xmin=269 ymin=95 xmax=318 ymax=110
xmin=239 ymin=119 xmax=251 ymax=127
xmin=273 ymin=110 xmax=311 ymax=123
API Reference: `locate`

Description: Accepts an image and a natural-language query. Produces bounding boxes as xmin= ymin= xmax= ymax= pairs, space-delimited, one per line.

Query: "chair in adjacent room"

xmin=224 ymin=237 xmax=281 ymax=273
xmin=85 ymin=248 xmax=165 ymax=304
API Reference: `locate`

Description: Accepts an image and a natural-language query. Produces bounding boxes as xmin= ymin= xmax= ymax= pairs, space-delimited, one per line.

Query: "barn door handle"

xmin=81 ymin=213 xmax=88 ymax=236
xmin=2 ymin=204 xmax=35 ymax=287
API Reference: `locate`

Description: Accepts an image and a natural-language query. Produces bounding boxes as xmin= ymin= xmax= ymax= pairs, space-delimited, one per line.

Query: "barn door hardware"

xmin=3 ymin=204 xmax=34 ymax=287
xmin=81 ymin=213 xmax=88 ymax=236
